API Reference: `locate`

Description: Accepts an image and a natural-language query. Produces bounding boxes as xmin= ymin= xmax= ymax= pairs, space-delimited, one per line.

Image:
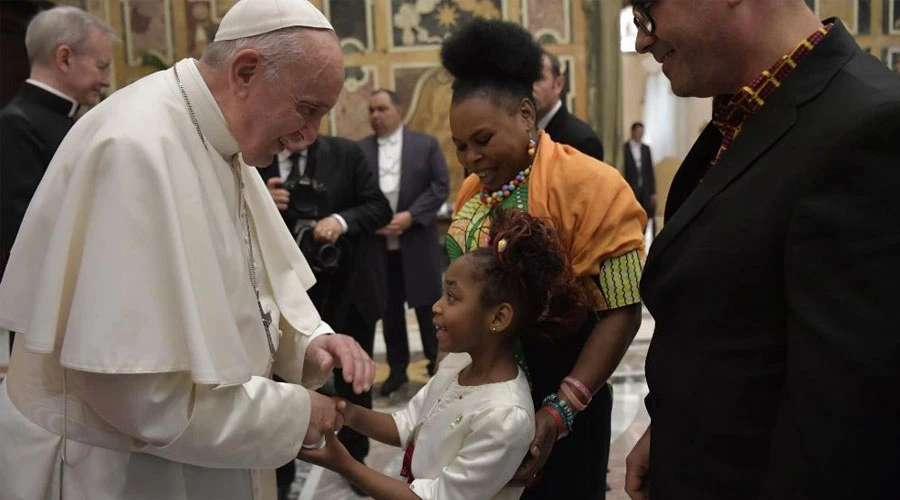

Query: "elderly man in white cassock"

xmin=0 ymin=1 xmax=375 ymax=499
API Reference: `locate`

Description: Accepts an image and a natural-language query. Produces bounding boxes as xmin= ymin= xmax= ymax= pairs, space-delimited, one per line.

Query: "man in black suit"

xmin=532 ymin=50 xmax=604 ymax=161
xmin=260 ymin=135 xmax=391 ymax=498
xmin=623 ymin=122 xmax=656 ymax=235
xmin=0 ymin=6 xmax=115 ymax=350
xmin=625 ymin=1 xmax=900 ymax=499
xmin=360 ymin=89 xmax=449 ymax=396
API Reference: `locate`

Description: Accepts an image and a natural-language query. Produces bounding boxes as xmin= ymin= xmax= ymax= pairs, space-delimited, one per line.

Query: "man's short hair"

xmin=25 ymin=6 xmax=117 ymax=66
xmin=372 ymin=89 xmax=401 ymax=107
xmin=542 ymin=50 xmax=562 ymax=79
xmin=202 ymin=27 xmax=311 ymax=82
xmin=631 ymin=122 xmax=645 ymax=131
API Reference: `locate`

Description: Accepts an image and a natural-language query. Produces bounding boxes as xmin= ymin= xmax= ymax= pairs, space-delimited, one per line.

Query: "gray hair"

xmin=25 ymin=6 xmax=118 ymax=65
xmin=201 ymin=27 xmax=308 ymax=82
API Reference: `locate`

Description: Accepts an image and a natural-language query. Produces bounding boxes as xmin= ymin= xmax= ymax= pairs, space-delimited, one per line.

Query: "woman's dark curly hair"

xmin=440 ymin=18 xmax=543 ymax=113
xmin=468 ymin=210 xmax=590 ymax=342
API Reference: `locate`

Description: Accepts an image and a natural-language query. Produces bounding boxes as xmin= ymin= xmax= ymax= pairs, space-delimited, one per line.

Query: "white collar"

xmin=278 ymin=149 xmax=307 ymax=162
xmin=173 ymin=59 xmax=240 ymax=159
xmin=629 ymin=139 xmax=643 ymax=148
xmin=377 ymin=126 xmax=403 ymax=145
xmin=537 ymin=99 xmax=562 ymax=130
xmin=25 ymin=79 xmax=79 ymax=117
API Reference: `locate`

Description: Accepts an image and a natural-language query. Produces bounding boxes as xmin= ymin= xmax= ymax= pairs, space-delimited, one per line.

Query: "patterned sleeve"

xmin=588 ymin=248 xmax=643 ymax=311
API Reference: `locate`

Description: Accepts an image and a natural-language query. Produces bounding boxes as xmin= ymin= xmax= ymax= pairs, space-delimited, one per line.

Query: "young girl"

xmin=300 ymin=210 xmax=589 ymax=499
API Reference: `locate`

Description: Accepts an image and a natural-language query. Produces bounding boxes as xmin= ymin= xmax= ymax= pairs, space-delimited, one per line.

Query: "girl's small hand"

xmin=509 ymin=409 xmax=558 ymax=486
xmin=334 ymin=397 xmax=353 ymax=428
xmin=298 ymin=424 xmax=355 ymax=474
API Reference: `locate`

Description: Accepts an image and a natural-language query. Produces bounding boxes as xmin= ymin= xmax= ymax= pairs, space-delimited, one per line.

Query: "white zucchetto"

xmin=214 ymin=0 xmax=333 ymax=42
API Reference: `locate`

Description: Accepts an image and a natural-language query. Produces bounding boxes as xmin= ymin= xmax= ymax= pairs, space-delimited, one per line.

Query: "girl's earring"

xmin=491 ymin=326 xmax=498 ymax=334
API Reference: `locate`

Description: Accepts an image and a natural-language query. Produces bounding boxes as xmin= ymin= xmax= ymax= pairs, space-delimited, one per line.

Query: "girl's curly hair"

xmin=468 ymin=210 xmax=590 ymax=341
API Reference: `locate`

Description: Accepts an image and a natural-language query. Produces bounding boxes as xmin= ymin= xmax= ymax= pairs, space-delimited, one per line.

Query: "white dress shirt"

xmin=629 ymin=139 xmax=644 ymax=188
xmin=377 ymin=126 xmax=403 ymax=250
xmin=537 ymin=99 xmax=562 ymax=131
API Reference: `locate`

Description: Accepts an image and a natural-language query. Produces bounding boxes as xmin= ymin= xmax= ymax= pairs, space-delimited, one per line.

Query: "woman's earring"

xmin=527 ymin=137 xmax=537 ymax=159
xmin=491 ymin=326 xmax=498 ymax=334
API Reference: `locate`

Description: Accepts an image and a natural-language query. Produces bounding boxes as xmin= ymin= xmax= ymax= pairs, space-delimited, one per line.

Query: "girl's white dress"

xmin=392 ymin=352 xmax=535 ymax=500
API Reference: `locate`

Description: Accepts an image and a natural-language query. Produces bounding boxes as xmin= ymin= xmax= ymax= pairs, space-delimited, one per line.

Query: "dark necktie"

xmin=287 ymin=153 xmax=302 ymax=182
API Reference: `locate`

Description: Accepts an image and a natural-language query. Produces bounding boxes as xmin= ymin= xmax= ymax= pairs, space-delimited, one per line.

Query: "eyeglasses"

xmin=633 ymin=1 xmax=655 ymax=36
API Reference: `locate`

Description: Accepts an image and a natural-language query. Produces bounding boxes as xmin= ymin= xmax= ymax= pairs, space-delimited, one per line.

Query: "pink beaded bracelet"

xmin=563 ymin=376 xmax=594 ymax=404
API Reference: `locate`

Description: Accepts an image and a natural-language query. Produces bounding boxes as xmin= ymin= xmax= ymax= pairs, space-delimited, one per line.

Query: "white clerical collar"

xmin=174 ymin=59 xmax=240 ymax=159
xmin=25 ymin=78 xmax=79 ymax=117
xmin=537 ymin=99 xmax=562 ymax=130
xmin=377 ymin=126 xmax=403 ymax=145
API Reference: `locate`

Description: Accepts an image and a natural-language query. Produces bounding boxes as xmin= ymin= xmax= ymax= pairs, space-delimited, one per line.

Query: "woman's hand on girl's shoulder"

xmin=509 ymin=408 xmax=558 ymax=487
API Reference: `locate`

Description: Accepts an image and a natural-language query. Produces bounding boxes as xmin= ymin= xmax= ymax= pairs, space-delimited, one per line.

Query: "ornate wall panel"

xmin=389 ymin=0 xmax=505 ymax=49
xmin=122 ymin=0 xmax=174 ymax=66
xmin=184 ymin=0 xmax=221 ymax=58
xmin=325 ymin=0 xmax=374 ymax=53
xmin=523 ymin=0 xmax=569 ymax=43
xmin=329 ymin=65 xmax=379 ymax=139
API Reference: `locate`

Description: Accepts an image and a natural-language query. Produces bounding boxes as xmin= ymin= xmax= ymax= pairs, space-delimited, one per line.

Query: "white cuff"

xmin=330 ymin=214 xmax=348 ymax=233
xmin=312 ymin=320 xmax=334 ymax=337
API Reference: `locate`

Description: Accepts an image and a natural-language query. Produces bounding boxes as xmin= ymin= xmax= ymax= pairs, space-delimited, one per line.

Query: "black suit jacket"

xmin=641 ymin=20 xmax=900 ymax=499
xmin=0 ymin=83 xmax=75 ymax=273
xmin=358 ymin=128 xmax=449 ymax=308
xmin=258 ymin=136 xmax=392 ymax=329
xmin=543 ymin=103 xmax=604 ymax=161
xmin=623 ymin=141 xmax=656 ymax=212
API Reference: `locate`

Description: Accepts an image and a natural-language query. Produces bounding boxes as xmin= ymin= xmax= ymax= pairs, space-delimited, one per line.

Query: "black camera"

xmin=282 ymin=175 xmax=342 ymax=274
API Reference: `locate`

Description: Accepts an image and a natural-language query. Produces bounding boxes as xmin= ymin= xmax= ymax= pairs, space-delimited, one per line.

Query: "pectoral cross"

xmin=261 ymin=308 xmax=272 ymax=331
xmin=257 ymin=299 xmax=276 ymax=361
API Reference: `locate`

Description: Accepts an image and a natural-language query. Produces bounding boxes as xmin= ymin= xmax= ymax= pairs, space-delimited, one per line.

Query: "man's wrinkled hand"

xmin=313 ymin=216 xmax=343 ymax=244
xmin=306 ymin=334 xmax=375 ymax=394
xmin=305 ymin=390 xmax=340 ymax=446
xmin=510 ymin=408 xmax=558 ymax=486
xmin=266 ymin=177 xmax=290 ymax=211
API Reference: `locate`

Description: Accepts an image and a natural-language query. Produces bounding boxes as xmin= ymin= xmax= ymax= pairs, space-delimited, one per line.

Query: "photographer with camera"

xmin=259 ymin=135 xmax=391 ymax=498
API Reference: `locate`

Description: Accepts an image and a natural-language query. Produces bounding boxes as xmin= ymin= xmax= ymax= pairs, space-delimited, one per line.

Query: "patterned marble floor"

xmin=284 ymin=307 xmax=654 ymax=500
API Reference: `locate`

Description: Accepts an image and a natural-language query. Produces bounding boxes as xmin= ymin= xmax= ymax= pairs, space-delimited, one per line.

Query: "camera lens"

xmin=317 ymin=244 xmax=341 ymax=270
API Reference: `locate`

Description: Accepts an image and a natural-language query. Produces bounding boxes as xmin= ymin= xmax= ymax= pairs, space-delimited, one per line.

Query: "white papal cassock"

xmin=0 ymin=58 xmax=332 ymax=500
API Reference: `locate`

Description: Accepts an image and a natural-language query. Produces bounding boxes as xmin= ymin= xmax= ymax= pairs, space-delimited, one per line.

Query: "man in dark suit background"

xmin=260 ymin=135 xmax=391 ymax=498
xmin=532 ymin=50 xmax=604 ymax=161
xmin=360 ymin=89 xmax=449 ymax=396
xmin=0 ymin=6 xmax=116 ymax=350
xmin=623 ymin=122 xmax=656 ymax=236
xmin=625 ymin=1 xmax=900 ymax=499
